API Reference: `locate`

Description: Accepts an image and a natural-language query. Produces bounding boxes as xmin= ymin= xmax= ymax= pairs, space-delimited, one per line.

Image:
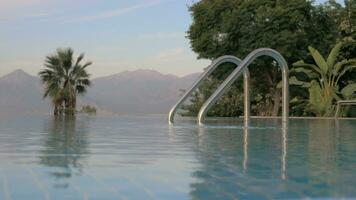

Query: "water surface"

xmin=0 ymin=115 xmax=355 ymax=199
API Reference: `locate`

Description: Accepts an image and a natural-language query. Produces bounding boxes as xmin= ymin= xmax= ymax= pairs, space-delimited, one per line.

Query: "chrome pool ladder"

xmin=168 ymin=48 xmax=289 ymax=126
xmin=335 ymin=100 xmax=356 ymax=118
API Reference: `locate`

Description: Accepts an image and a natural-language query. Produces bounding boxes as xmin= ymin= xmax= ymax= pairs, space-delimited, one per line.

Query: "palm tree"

xmin=39 ymin=48 xmax=92 ymax=115
xmin=290 ymin=42 xmax=356 ymax=117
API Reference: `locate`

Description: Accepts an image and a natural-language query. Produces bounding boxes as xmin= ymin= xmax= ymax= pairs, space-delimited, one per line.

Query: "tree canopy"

xmin=184 ymin=0 xmax=355 ymax=117
xmin=188 ymin=0 xmax=335 ymax=61
xmin=39 ymin=48 xmax=92 ymax=115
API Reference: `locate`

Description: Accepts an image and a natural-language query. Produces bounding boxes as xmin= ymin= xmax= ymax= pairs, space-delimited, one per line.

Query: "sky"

xmin=0 ymin=0 xmax=341 ymax=78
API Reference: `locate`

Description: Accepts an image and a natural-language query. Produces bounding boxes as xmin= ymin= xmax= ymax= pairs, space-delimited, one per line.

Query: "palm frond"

xmin=308 ymin=46 xmax=328 ymax=75
xmin=327 ymin=42 xmax=343 ymax=70
xmin=293 ymin=60 xmax=323 ymax=75
xmin=39 ymin=48 xmax=92 ymax=114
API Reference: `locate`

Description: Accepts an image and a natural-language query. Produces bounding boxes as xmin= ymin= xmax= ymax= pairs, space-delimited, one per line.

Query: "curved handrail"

xmin=198 ymin=48 xmax=289 ymax=126
xmin=168 ymin=55 xmax=250 ymax=125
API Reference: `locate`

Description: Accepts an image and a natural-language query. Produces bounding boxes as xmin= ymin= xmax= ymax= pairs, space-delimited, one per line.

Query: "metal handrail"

xmin=335 ymin=100 xmax=356 ymax=118
xmin=168 ymin=55 xmax=250 ymax=125
xmin=198 ymin=48 xmax=289 ymax=126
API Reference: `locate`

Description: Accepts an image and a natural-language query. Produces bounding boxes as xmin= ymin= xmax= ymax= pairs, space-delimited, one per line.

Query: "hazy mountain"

xmin=0 ymin=69 xmax=50 ymax=115
xmin=86 ymin=69 xmax=199 ymax=114
xmin=0 ymin=69 xmax=200 ymax=115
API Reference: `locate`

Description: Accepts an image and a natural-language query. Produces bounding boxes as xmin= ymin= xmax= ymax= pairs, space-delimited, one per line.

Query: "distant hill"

xmin=0 ymin=69 xmax=50 ymax=115
xmin=0 ymin=69 xmax=200 ymax=115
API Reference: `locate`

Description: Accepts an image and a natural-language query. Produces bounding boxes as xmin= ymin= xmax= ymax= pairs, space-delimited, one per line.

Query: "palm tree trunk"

xmin=72 ymin=95 xmax=76 ymax=114
xmin=64 ymin=99 xmax=71 ymax=115
xmin=54 ymin=105 xmax=59 ymax=116
xmin=64 ymin=95 xmax=76 ymax=115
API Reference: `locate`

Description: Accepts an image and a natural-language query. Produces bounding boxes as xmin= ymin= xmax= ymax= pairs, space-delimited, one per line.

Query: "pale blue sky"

xmin=0 ymin=0 xmax=341 ymax=77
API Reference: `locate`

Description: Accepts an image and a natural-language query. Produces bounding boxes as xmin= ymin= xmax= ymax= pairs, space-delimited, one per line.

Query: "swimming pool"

xmin=0 ymin=115 xmax=355 ymax=199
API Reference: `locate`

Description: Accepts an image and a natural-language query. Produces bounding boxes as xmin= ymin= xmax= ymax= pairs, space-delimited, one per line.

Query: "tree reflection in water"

xmin=186 ymin=126 xmax=288 ymax=199
xmin=39 ymin=115 xmax=90 ymax=188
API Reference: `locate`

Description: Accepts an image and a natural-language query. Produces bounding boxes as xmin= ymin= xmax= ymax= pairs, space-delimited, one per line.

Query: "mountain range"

xmin=0 ymin=69 xmax=200 ymax=115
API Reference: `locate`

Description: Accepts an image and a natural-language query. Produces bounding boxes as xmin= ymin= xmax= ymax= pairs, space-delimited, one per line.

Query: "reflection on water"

xmin=0 ymin=116 xmax=355 ymax=199
xmin=39 ymin=115 xmax=90 ymax=188
xmin=186 ymin=120 xmax=356 ymax=199
xmin=187 ymin=125 xmax=289 ymax=199
xmin=243 ymin=128 xmax=248 ymax=173
xmin=281 ymin=128 xmax=287 ymax=180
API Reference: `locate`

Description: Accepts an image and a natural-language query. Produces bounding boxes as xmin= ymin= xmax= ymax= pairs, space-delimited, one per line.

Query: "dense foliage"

xmin=39 ymin=48 xmax=92 ymax=115
xmin=291 ymin=42 xmax=356 ymax=116
xmin=183 ymin=0 xmax=356 ymax=117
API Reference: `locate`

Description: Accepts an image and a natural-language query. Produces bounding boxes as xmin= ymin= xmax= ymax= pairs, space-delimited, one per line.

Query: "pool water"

xmin=0 ymin=115 xmax=355 ymax=199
